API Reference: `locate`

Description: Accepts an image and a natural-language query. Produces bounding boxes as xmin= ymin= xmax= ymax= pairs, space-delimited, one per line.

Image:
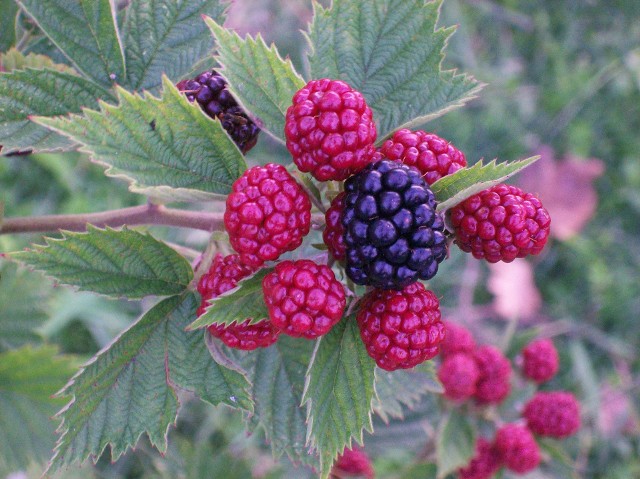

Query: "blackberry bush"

xmin=0 ymin=1 xmax=565 ymax=478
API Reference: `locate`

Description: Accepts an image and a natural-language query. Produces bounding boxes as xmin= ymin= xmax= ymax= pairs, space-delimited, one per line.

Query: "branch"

xmin=0 ymin=203 xmax=326 ymax=235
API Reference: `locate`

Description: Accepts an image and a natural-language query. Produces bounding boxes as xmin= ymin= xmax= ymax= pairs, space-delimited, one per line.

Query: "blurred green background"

xmin=1 ymin=0 xmax=639 ymax=478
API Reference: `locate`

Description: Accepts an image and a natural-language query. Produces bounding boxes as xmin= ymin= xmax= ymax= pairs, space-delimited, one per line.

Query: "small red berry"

xmin=438 ymin=353 xmax=480 ymax=402
xmin=521 ymin=338 xmax=559 ymax=383
xmin=262 ymin=259 xmax=346 ymax=339
xmin=440 ymin=321 xmax=476 ymax=357
xmin=494 ymin=423 xmax=541 ymax=474
xmin=331 ymin=447 xmax=375 ymax=479
xmin=197 ymin=254 xmax=279 ymax=350
xmin=473 ymin=345 xmax=512 ymax=405
xmin=523 ymin=391 xmax=581 ymax=438
xmin=449 ymin=184 xmax=551 ymax=262
xmin=380 ymin=129 xmax=466 ymax=185
xmin=457 ymin=438 xmax=502 ymax=479
xmin=285 ymin=79 xmax=377 ymax=181
xmin=356 ymin=282 xmax=445 ymax=371
xmin=323 ymin=192 xmax=347 ymax=261
xmin=224 ymin=163 xmax=311 ymax=268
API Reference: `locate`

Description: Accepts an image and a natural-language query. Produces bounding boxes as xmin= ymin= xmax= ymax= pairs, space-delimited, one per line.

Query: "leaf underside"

xmin=34 ymin=77 xmax=247 ymax=201
xmin=435 ymin=411 xmax=476 ymax=478
xmin=47 ymin=293 xmax=252 ymax=474
xmin=306 ymin=0 xmax=482 ymax=141
xmin=11 ymin=226 xmax=194 ymax=299
xmin=431 ymin=156 xmax=540 ymax=212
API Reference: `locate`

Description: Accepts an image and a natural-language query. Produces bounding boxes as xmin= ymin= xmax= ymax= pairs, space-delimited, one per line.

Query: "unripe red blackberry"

xmin=331 ymin=447 xmax=375 ymax=479
xmin=473 ymin=345 xmax=512 ymax=405
xmin=323 ymin=192 xmax=347 ymax=261
xmin=356 ymin=282 xmax=445 ymax=371
xmin=449 ymin=184 xmax=551 ymax=263
xmin=262 ymin=259 xmax=346 ymax=339
xmin=521 ymin=338 xmax=559 ymax=384
xmin=523 ymin=391 xmax=581 ymax=438
xmin=224 ymin=163 xmax=311 ymax=268
xmin=177 ymin=70 xmax=260 ymax=153
xmin=494 ymin=423 xmax=541 ymax=474
xmin=380 ymin=129 xmax=467 ymax=185
xmin=197 ymin=254 xmax=279 ymax=350
xmin=457 ymin=438 xmax=502 ymax=479
xmin=438 ymin=353 xmax=480 ymax=402
xmin=440 ymin=321 xmax=476 ymax=357
xmin=342 ymin=159 xmax=447 ymax=290
xmin=285 ymin=79 xmax=377 ymax=181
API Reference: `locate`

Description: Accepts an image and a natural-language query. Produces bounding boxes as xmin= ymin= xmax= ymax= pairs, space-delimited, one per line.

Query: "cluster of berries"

xmin=435 ymin=322 xmax=580 ymax=479
xmin=182 ymin=73 xmax=551 ymax=373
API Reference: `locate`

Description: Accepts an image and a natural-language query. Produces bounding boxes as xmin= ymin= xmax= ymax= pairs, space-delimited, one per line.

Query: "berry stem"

xmin=0 ymin=203 xmax=326 ymax=236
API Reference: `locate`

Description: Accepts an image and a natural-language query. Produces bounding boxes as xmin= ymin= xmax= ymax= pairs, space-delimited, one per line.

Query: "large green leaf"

xmin=373 ymin=364 xmax=442 ymax=423
xmin=205 ymin=18 xmax=306 ymax=143
xmin=0 ymin=67 xmax=113 ymax=154
xmin=0 ymin=345 xmax=78 ymax=469
xmin=0 ymin=261 xmax=50 ymax=350
xmin=16 ymin=0 xmax=125 ymax=88
xmin=122 ymin=0 xmax=228 ymax=91
xmin=249 ymin=336 xmax=318 ymax=468
xmin=0 ymin=0 xmax=18 ymax=51
xmin=432 ymin=156 xmax=540 ymax=212
xmin=48 ymin=293 xmax=252 ymax=473
xmin=11 ymin=226 xmax=193 ymax=299
xmin=35 ymin=76 xmax=247 ymax=201
xmin=435 ymin=411 xmax=476 ymax=479
xmin=302 ymin=317 xmax=376 ymax=478
xmin=306 ymin=0 xmax=482 ymax=141
xmin=188 ymin=268 xmax=271 ymax=330
xmin=0 ymin=47 xmax=76 ymax=73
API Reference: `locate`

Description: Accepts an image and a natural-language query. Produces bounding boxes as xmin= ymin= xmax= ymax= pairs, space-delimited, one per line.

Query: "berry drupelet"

xmin=450 ymin=184 xmax=551 ymax=263
xmin=472 ymin=345 xmax=512 ymax=405
xmin=177 ymin=70 xmax=260 ymax=153
xmin=285 ymin=79 xmax=377 ymax=181
xmin=196 ymin=254 xmax=279 ymax=350
xmin=494 ymin=423 xmax=541 ymax=474
xmin=342 ymin=159 xmax=447 ymax=290
xmin=521 ymin=338 xmax=559 ymax=384
xmin=323 ymin=192 xmax=347 ymax=261
xmin=356 ymin=282 xmax=445 ymax=371
xmin=523 ymin=391 xmax=581 ymax=438
xmin=224 ymin=163 xmax=311 ymax=268
xmin=380 ymin=129 xmax=467 ymax=185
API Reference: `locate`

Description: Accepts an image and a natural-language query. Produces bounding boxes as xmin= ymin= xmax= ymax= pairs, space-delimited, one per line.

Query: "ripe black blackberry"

xmin=176 ymin=70 xmax=260 ymax=153
xmin=342 ymin=159 xmax=447 ymax=290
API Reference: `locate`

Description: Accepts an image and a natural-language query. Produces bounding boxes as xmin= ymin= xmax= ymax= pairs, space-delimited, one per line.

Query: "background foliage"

xmin=1 ymin=0 xmax=639 ymax=478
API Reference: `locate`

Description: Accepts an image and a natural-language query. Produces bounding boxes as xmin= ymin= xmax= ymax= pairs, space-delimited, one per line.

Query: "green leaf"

xmin=0 ymin=67 xmax=114 ymax=154
xmin=205 ymin=18 xmax=306 ymax=143
xmin=373 ymin=363 xmax=442 ymax=422
xmin=0 ymin=0 xmax=19 ymax=51
xmin=302 ymin=317 xmax=376 ymax=478
xmin=122 ymin=0 xmax=228 ymax=91
xmin=435 ymin=411 xmax=476 ymax=479
xmin=11 ymin=226 xmax=193 ymax=299
xmin=16 ymin=0 xmax=125 ymax=88
xmin=0 ymin=48 xmax=77 ymax=73
xmin=306 ymin=0 xmax=482 ymax=141
xmin=188 ymin=267 xmax=271 ymax=330
xmin=35 ymin=76 xmax=247 ymax=201
xmin=0 ymin=260 xmax=50 ymax=350
xmin=0 ymin=345 xmax=78 ymax=469
xmin=432 ymin=156 xmax=540 ymax=212
xmin=249 ymin=336 xmax=318 ymax=468
xmin=48 ymin=292 xmax=252 ymax=473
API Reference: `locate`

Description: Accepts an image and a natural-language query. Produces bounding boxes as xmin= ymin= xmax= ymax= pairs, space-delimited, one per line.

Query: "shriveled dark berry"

xmin=177 ymin=70 xmax=260 ymax=153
